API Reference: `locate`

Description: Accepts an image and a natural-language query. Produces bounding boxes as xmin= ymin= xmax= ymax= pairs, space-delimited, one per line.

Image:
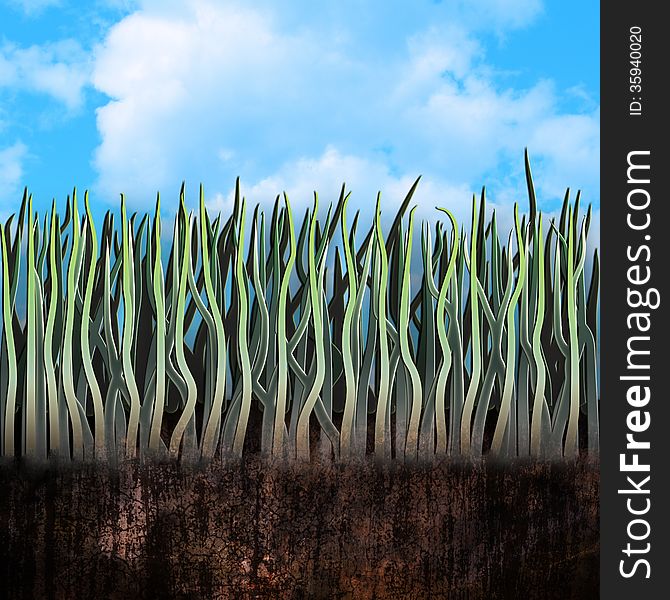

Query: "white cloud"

xmin=391 ymin=29 xmax=599 ymax=208
xmin=528 ymin=109 xmax=600 ymax=203
xmin=89 ymin=0 xmax=598 ymax=234
xmin=0 ymin=40 xmax=90 ymax=110
xmin=393 ymin=26 xmax=483 ymax=96
xmin=92 ymin=1 xmax=323 ymax=203
xmin=0 ymin=142 xmax=27 ymax=208
xmin=207 ymin=146 xmax=476 ymax=234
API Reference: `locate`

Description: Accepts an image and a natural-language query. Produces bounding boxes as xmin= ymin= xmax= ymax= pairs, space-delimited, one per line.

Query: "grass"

xmin=0 ymin=153 xmax=599 ymax=463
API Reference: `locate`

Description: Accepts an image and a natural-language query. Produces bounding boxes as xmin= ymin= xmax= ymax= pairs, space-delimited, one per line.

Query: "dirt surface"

xmin=0 ymin=458 xmax=598 ymax=599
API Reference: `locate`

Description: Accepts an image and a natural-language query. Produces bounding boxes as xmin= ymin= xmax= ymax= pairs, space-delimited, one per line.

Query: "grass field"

xmin=1 ymin=154 xmax=599 ymax=464
xmin=0 ymin=157 xmax=600 ymax=598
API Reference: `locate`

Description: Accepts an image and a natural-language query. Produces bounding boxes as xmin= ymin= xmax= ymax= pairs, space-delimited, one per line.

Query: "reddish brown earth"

xmin=0 ymin=458 xmax=598 ymax=599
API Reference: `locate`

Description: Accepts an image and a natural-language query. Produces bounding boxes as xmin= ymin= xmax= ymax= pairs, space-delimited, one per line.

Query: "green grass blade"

xmin=81 ymin=192 xmax=105 ymax=459
xmin=373 ymin=193 xmax=391 ymax=460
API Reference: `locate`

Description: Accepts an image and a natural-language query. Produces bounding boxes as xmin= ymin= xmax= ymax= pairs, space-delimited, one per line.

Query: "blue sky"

xmin=0 ymin=0 xmax=598 ymax=235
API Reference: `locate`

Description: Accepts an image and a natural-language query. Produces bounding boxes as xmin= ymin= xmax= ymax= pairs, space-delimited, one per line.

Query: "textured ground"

xmin=0 ymin=458 xmax=598 ymax=599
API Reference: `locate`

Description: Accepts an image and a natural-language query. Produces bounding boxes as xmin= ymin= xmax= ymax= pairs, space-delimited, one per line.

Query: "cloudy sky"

xmin=0 ymin=0 xmax=598 ymax=231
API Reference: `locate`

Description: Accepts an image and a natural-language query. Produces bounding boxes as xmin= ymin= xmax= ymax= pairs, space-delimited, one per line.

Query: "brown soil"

xmin=0 ymin=457 xmax=598 ymax=599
